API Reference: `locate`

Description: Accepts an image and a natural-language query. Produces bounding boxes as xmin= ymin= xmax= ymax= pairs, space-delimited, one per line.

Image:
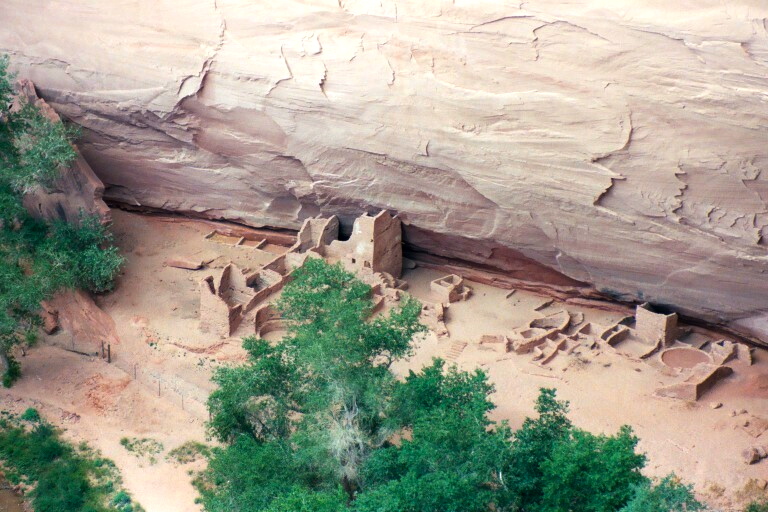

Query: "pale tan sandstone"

xmin=2 ymin=1 xmax=768 ymax=340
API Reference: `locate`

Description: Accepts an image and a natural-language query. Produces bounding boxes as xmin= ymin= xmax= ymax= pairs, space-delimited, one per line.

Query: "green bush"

xmin=119 ymin=437 xmax=163 ymax=465
xmin=110 ymin=490 xmax=132 ymax=509
xmin=20 ymin=407 xmax=40 ymax=422
xmin=537 ymin=426 xmax=646 ymax=512
xmin=620 ymin=475 xmax=703 ymax=512
xmin=2 ymin=355 xmax=21 ymax=387
xmin=32 ymin=459 xmax=88 ymax=512
xmin=43 ymin=214 xmax=124 ymax=293
xmin=166 ymin=441 xmax=210 ymax=465
xmin=8 ymin=102 xmax=80 ymax=193
xmin=0 ymin=414 xmax=143 ymax=511
xmin=747 ymin=501 xmax=768 ymax=512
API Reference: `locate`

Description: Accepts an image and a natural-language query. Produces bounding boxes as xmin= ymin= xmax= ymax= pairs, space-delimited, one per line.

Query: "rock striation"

xmin=1 ymin=1 xmax=767 ymax=339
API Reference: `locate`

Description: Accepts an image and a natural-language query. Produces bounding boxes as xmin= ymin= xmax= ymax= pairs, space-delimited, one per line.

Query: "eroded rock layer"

xmin=1 ymin=1 xmax=767 ymax=337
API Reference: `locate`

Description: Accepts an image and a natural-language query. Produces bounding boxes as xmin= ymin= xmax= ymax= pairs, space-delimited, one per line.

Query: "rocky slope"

xmin=1 ymin=0 xmax=767 ymax=339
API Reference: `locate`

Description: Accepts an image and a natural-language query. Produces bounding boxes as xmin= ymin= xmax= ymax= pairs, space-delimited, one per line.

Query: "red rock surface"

xmin=47 ymin=289 xmax=121 ymax=350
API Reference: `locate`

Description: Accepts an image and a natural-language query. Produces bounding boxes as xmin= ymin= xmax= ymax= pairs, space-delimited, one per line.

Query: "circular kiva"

xmin=257 ymin=319 xmax=287 ymax=341
xmin=660 ymin=347 xmax=712 ymax=370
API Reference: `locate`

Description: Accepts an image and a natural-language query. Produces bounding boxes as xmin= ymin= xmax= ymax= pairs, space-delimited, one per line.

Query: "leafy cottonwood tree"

xmin=355 ymin=359 xmax=514 ymax=512
xmin=0 ymin=55 xmax=123 ymax=386
xmin=202 ymin=258 xmax=424 ymax=510
xmin=504 ymin=389 xmax=649 ymax=512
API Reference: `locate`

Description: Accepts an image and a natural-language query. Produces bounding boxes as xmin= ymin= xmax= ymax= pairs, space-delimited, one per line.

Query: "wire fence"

xmin=48 ymin=333 xmax=210 ymax=420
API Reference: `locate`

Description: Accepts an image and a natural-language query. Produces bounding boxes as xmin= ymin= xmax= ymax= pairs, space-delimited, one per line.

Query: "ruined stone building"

xmin=199 ymin=211 xmax=405 ymax=338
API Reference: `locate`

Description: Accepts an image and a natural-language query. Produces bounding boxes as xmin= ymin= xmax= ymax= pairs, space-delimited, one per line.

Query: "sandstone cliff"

xmin=1 ymin=1 xmax=767 ymax=339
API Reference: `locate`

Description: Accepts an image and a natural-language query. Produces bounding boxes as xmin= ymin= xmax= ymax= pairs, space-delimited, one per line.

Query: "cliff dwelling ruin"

xmin=4 ymin=3 xmax=768 ymax=507
xmin=196 ymin=209 xmax=756 ymax=409
xmin=199 ymin=211 xmax=409 ymax=339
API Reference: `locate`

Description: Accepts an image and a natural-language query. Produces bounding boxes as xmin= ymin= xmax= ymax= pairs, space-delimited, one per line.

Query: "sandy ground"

xmin=2 ymin=209 xmax=767 ymax=511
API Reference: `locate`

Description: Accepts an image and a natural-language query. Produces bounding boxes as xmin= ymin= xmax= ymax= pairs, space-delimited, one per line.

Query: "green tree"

xmin=0 ymin=55 xmax=123 ymax=386
xmin=505 ymin=387 xmax=573 ymax=507
xmin=200 ymin=260 xmax=696 ymax=512
xmin=537 ymin=426 xmax=646 ymax=512
xmin=620 ymin=475 xmax=704 ymax=512
xmin=0 ymin=415 xmax=142 ymax=511
xmin=0 ymin=56 xmax=78 ymax=194
xmin=7 ymin=102 xmax=79 ymax=193
xmin=196 ymin=438 xmax=316 ymax=512
xmin=275 ymin=259 xmax=424 ymax=498
xmin=506 ymin=388 xmax=647 ymax=512
xmin=207 ymin=337 xmax=302 ymax=443
xmin=262 ymin=487 xmax=347 ymax=512
xmin=202 ymin=259 xmax=425 ymax=508
xmin=356 ymin=360 xmax=513 ymax=512
xmin=41 ymin=215 xmax=124 ymax=293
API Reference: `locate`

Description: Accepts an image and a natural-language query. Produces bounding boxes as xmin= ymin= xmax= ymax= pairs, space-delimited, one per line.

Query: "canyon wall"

xmin=1 ymin=0 xmax=767 ymax=337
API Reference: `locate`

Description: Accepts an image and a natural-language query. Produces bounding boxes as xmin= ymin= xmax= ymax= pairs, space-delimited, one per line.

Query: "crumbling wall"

xmin=656 ymin=365 xmax=734 ymax=401
xmin=636 ymin=303 xmax=679 ymax=347
xmin=326 ymin=211 xmax=402 ymax=278
xmin=218 ymin=264 xmax=250 ymax=305
xmin=199 ymin=211 xmax=402 ymax=338
xmin=369 ymin=212 xmax=402 ymax=278
xmin=293 ymin=216 xmax=339 ymax=253
xmin=430 ymin=274 xmax=472 ymax=303
xmin=199 ymin=276 xmax=239 ymax=337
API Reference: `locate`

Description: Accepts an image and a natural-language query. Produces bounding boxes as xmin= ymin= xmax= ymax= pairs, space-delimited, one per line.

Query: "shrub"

xmin=167 ymin=441 xmax=210 ymax=465
xmin=43 ymin=214 xmax=124 ymax=293
xmin=20 ymin=407 xmax=40 ymax=422
xmin=111 ymin=490 xmax=131 ymax=507
xmin=0 ymin=54 xmax=123 ymax=387
xmin=0 ymin=414 xmax=143 ymax=511
xmin=9 ymin=102 xmax=80 ymax=193
xmin=120 ymin=437 xmax=164 ymax=464
xmin=620 ymin=475 xmax=704 ymax=511
xmin=32 ymin=459 xmax=88 ymax=512
xmin=2 ymin=356 xmax=21 ymax=387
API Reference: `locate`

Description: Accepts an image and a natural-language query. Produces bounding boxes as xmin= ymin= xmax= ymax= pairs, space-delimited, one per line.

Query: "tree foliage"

xmin=505 ymin=389 xmax=647 ymax=512
xmin=746 ymin=502 xmax=768 ymax=512
xmin=0 ymin=55 xmax=123 ymax=386
xmin=203 ymin=259 xmax=425 ymax=508
xmin=620 ymin=475 xmax=704 ymax=512
xmin=0 ymin=412 xmax=143 ymax=511
xmin=356 ymin=360 xmax=512 ymax=512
